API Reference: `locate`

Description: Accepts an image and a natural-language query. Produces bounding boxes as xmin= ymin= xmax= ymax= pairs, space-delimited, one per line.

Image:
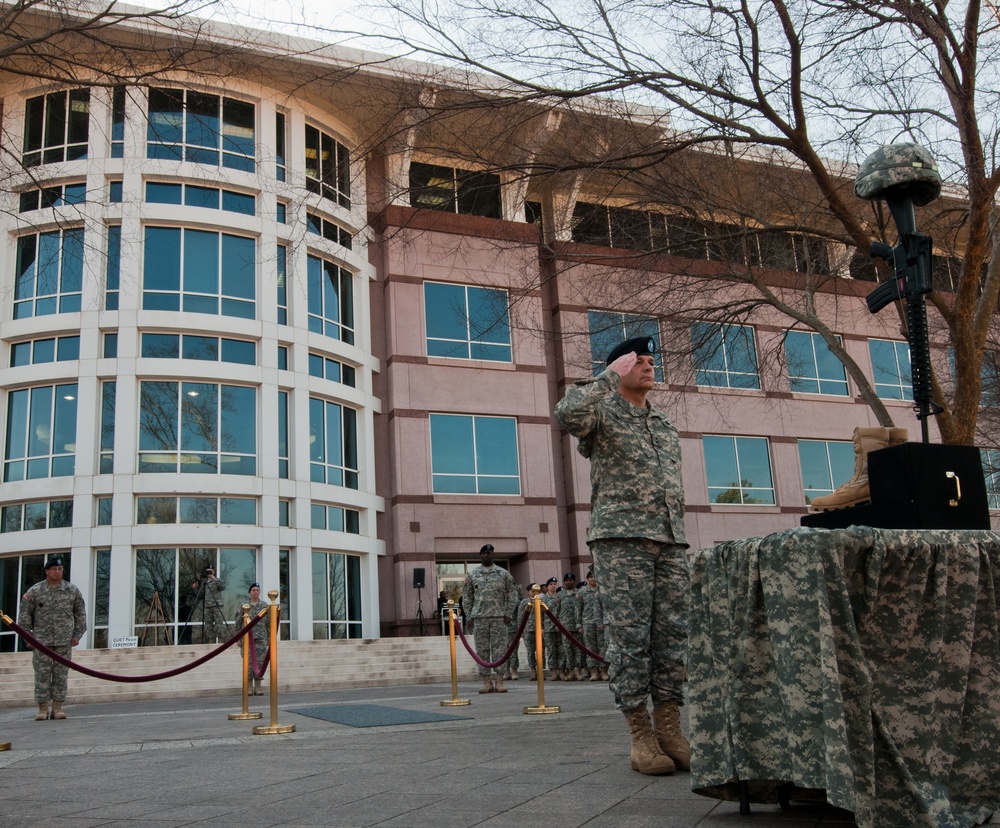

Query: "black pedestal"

xmin=801 ymin=442 xmax=990 ymax=530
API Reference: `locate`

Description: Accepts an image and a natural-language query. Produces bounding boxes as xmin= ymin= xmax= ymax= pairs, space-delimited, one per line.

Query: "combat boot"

xmin=625 ymin=707 xmax=675 ymax=775
xmin=561 ymin=669 xmax=574 ymax=681
xmin=590 ymin=668 xmax=601 ymax=681
xmin=502 ymin=669 xmax=511 ymax=680
xmin=577 ymin=667 xmax=588 ymax=680
xmin=478 ymin=677 xmax=494 ymax=694
xmin=34 ymin=703 xmax=49 ymax=721
xmin=601 ymin=668 xmax=609 ymax=680
xmin=529 ymin=668 xmax=537 ymax=681
xmin=809 ymin=427 xmax=891 ymax=510
xmin=494 ymin=677 xmax=508 ymax=693
xmin=509 ymin=668 xmax=519 ymax=681
xmin=50 ymin=701 xmax=67 ymax=720
xmin=652 ymin=703 xmax=691 ymax=771
xmin=548 ymin=669 xmax=560 ymax=681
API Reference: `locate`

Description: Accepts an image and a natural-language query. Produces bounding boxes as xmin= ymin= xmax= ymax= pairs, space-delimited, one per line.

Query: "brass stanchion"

xmin=229 ymin=603 xmax=262 ymax=721
xmin=524 ymin=585 xmax=559 ymax=714
xmin=441 ymin=599 xmax=470 ymax=707
xmin=252 ymin=590 xmax=295 ymax=735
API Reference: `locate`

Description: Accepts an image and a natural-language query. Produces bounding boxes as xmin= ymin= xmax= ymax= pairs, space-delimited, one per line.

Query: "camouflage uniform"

xmin=192 ymin=577 xmax=227 ymax=643
xmin=554 ymin=584 xmax=582 ymax=672
xmin=578 ymin=584 xmax=606 ymax=668
xmin=461 ymin=564 xmax=518 ymax=678
xmin=19 ymin=579 xmax=87 ymax=704
xmin=555 ymin=366 xmax=689 ymax=712
xmin=237 ymin=600 xmax=269 ymax=680
xmin=540 ymin=589 xmax=562 ymax=671
xmin=517 ymin=595 xmax=540 ymax=673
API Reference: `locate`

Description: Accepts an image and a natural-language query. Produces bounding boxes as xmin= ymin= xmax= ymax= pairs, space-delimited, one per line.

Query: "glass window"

xmin=97 ymin=497 xmax=113 ymax=525
xmin=106 ymin=225 xmax=121 ymax=311
xmin=309 ymin=397 xmax=358 ymax=488
xmin=278 ymin=390 xmax=289 ymax=479
xmin=276 ymin=245 xmax=287 ymax=325
xmin=798 ymin=440 xmax=855 ymax=505
xmin=100 ymin=381 xmax=116 ymax=474
xmin=703 ymin=435 xmax=775 ymax=505
xmin=147 ymin=88 xmax=255 ymax=172
xmin=140 ymin=333 xmax=255 ymax=365
xmin=429 ymin=414 xmax=520 ymax=495
xmin=22 ymin=89 xmax=90 ymax=167
xmin=308 ymin=353 xmax=356 ymax=386
xmin=4 ymin=384 xmax=78 ymax=482
xmin=304 ymin=124 xmax=350 ymax=208
xmin=306 ymin=211 xmax=353 ymax=249
xmin=0 ymin=500 xmax=73 ymax=532
xmin=310 ymin=503 xmax=360 ymax=533
xmin=409 ymin=162 xmax=501 ymax=219
xmin=868 ymin=339 xmax=913 ymax=400
xmin=103 ymin=333 xmax=118 ymax=358
xmin=278 ymin=499 xmax=291 ymax=527
xmin=588 ymin=311 xmax=663 ymax=380
xmin=785 ymin=331 xmax=849 ymax=395
xmin=134 ymin=547 xmax=256 ymax=646
xmin=311 ymin=551 xmax=362 ymax=639
xmin=9 ymin=336 xmax=80 ymax=367
xmin=109 ymin=180 xmax=123 ymax=203
xmin=93 ymin=548 xmax=111 ymax=648
xmin=19 ymin=182 xmax=87 ymax=212
xmin=143 ymin=226 xmax=255 ymax=319
xmin=136 ymin=496 xmax=255 ymax=525
xmin=110 ymin=86 xmax=125 ymax=158
xmin=691 ymin=322 xmax=761 ymax=389
xmin=275 ymin=112 xmax=286 ymax=182
xmin=307 ymin=255 xmax=354 ymax=344
xmin=138 ymin=381 xmax=256 ymax=475
xmin=14 ymin=228 xmax=84 ymax=319
xmin=424 ymin=282 xmax=511 ymax=361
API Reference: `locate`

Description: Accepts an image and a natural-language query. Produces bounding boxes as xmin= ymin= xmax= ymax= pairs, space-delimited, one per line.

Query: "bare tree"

xmin=338 ymin=0 xmax=1000 ymax=446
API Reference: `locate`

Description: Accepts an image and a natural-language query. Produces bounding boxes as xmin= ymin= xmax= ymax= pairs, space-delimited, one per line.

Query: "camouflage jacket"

xmin=19 ymin=580 xmax=87 ymax=648
xmin=461 ymin=565 xmax=518 ymax=620
xmin=555 ymin=368 xmax=687 ymax=546
xmin=577 ymin=585 xmax=603 ymax=625
xmin=539 ymin=591 xmax=559 ymax=632
xmin=555 ymin=587 xmax=582 ymax=628
xmin=517 ymin=596 xmax=536 ymax=632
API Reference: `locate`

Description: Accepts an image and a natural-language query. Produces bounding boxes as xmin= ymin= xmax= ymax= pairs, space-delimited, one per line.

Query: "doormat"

xmin=290 ymin=704 xmax=471 ymax=727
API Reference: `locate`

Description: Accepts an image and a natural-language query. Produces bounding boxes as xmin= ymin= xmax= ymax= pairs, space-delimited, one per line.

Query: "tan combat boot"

xmin=809 ymin=426 xmax=892 ymax=510
xmin=509 ymin=668 xmax=519 ymax=681
xmin=35 ymin=703 xmax=49 ymax=721
xmin=50 ymin=701 xmax=67 ymax=720
xmin=478 ymin=677 xmax=494 ymax=694
xmin=590 ymin=667 xmax=601 ymax=681
xmin=562 ymin=669 xmax=574 ymax=681
xmin=625 ymin=707 xmax=675 ymax=775
xmin=652 ymin=703 xmax=691 ymax=771
xmin=600 ymin=667 xmax=609 ymax=680
xmin=548 ymin=669 xmax=559 ymax=681
xmin=494 ymin=676 xmax=507 ymax=693
xmin=529 ymin=668 xmax=537 ymax=681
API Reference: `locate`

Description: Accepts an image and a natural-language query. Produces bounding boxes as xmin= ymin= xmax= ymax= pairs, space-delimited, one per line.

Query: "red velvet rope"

xmin=542 ymin=606 xmax=608 ymax=664
xmin=2 ymin=612 xmax=265 ymax=683
xmin=248 ymin=638 xmax=270 ymax=679
xmin=453 ymin=606 xmax=531 ymax=668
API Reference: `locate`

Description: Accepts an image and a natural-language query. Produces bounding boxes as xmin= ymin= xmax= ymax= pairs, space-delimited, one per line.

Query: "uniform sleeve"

xmin=505 ymin=574 xmax=519 ymax=617
xmin=461 ymin=576 xmax=474 ymax=619
xmin=72 ymin=587 xmax=88 ymax=640
xmin=18 ymin=588 xmax=36 ymax=633
xmin=554 ymin=370 xmax=620 ymax=439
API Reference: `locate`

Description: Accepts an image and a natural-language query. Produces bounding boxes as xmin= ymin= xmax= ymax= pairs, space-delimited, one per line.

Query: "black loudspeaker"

xmin=801 ymin=442 xmax=990 ymax=530
xmin=412 ymin=568 xmax=425 ymax=589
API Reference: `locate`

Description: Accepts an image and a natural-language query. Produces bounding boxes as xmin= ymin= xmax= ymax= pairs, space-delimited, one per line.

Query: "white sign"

xmin=110 ymin=636 xmax=139 ymax=649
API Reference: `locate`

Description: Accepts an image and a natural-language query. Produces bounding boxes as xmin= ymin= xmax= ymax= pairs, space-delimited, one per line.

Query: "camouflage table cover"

xmin=688 ymin=526 xmax=1000 ymax=827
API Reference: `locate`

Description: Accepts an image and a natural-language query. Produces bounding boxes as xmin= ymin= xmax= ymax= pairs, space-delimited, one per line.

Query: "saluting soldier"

xmin=19 ymin=556 xmax=87 ymax=721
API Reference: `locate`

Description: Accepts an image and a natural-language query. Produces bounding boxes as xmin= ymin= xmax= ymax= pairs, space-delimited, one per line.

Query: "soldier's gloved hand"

xmin=607 ymin=351 xmax=637 ymax=378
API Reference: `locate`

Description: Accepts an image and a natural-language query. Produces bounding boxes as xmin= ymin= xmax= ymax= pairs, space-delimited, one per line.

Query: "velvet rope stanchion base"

xmin=0 ymin=739 xmax=10 ymax=751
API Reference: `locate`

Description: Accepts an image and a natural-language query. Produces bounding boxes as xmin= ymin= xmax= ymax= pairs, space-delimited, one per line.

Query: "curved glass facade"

xmin=0 ymin=83 xmax=381 ymax=651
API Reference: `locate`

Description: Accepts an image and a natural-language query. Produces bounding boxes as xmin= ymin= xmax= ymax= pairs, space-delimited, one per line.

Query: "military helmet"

xmin=854 ymin=143 xmax=941 ymax=206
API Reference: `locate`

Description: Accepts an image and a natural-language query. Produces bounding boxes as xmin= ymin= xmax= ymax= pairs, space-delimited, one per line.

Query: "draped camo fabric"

xmin=688 ymin=526 xmax=1000 ymax=828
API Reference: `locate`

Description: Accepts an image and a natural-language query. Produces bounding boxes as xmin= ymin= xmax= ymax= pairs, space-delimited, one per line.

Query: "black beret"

xmin=44 ymin=556 xmax=63 ymax=569
xmin=249 ymin=582 xmax=260 ymax=592
xmin=545 ymin=577 xmax=558 ymax=585
xmin=606 ymin=336 xmax=656 ymax=365
xmin=480 ymin=543 xmax=495 ymax=553
xmin=563 ymin=572 xmax=576 ymax=581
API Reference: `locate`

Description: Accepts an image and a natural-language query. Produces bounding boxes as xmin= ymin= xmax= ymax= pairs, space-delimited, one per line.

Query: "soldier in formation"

xmin=556 ymin=335 xmax=691 ymax=776
xmin=237 ymin=582 xmax=270 ymax=695
xmin=516 ymin=584 xmax=539 ymax=680
xmin=462 ymin=543 xmax=519 ymax=693
xmin=540 ymin=577 xmax=562 ymax=680
xmin=577 ymin=570 xmax=608 ymax=681
xmin=554 ymin=573 xmax=583 ymax=680
xmin=19 ymin=556 xmax=87 ymax=721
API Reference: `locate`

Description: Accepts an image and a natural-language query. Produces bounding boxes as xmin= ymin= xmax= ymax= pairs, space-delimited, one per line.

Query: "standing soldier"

xmin=541 ymin=578 xmax=561 ymax=680
xmin=578 ymin=570 xmax=606 ymax=681
xmin=19 ymin=557 xmax=87 ymax=721
xmin=556 ymin=336 xmax=691 ymax=776
xmin=192 ymin=566 xmax=227 ymax=643
xmin=237 ymin=583 xmax=269 ymax=695
xmin=555 ymin=573 xmax=582 ymax=680
xmin=461 ymin=543 xmax=519 ymax=694
xmin=517 ymin=584 xmax=540 ymax=680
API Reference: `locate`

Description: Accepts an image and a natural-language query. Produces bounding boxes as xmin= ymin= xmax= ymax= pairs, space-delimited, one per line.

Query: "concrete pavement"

xmin=0 ymin=680 xmax=856 ymax=828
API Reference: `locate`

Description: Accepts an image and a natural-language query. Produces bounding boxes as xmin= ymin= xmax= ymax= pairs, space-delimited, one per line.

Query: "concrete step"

xmin=0 ymin=637 xmax=485 ymax=707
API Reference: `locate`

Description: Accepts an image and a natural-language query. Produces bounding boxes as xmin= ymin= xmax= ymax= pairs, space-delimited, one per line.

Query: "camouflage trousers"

xmin=504 ymin=620 xmax=520 ymax=671
xmin=591 ymin=538 xmax=689 ymax=711
xmin=543 ymin=629 xmax=561 ymax=669
xmin=558 ymin=627 xmax=582 ymax=670
xmin=33 ymin=646 xmax=71 ymax=703
xmin=471 ymin=616 xmax=507 ymax=677
xmin=522 ymin=627 xmax=539 ymax=670
xmin=583 ymin=622 xmax=605 ymax=668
